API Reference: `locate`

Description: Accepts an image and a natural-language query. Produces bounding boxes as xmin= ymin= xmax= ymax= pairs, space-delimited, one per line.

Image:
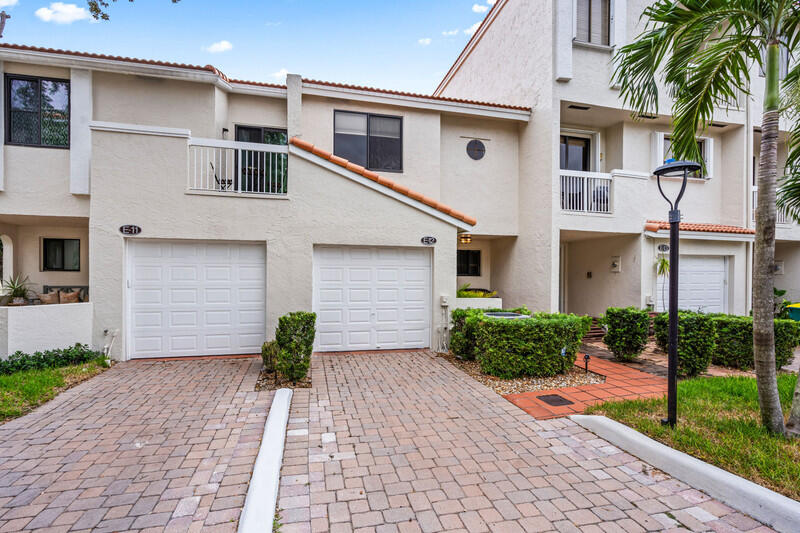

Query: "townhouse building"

xmin=436 ymin=0 xmax=800 ymax=317
xmin=0 ymin=43 xmax=530 ymax=359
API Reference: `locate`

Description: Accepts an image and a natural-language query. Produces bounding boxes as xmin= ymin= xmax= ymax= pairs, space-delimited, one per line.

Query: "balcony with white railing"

xmin=559 ymin=170 xmax=613 ymax=214
xmin=187 ymin=138 xmax=289 ymax=196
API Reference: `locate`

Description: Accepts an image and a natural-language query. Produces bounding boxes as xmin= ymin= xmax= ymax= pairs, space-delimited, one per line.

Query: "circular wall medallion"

xmin=466 ymin=139 xmax=486 ymax=160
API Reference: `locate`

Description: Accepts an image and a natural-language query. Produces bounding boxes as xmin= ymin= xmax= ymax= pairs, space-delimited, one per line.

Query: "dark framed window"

xmin=6 ymin=74 xmax=70 ymax=148
xmin=457 ymin=250 xmax=481 ymax=277
xmin=234 ymin=125 xmax=288 ymax=194
xmin=43 ymin=238 xmax=80 ymax=272
xmin=334 ymin=110 xmax=403 ymax=172
xmin=560 ymin=135 xmax=591 ymax=171
xmin=664 ymin=136 xmax=706 ymax=179
xmin=575 ymin=0 xmax=610 ymax=46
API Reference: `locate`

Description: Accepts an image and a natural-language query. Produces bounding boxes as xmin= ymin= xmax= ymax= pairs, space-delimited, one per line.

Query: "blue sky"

xmin=0 ymin=0 xmax=496 ymax=93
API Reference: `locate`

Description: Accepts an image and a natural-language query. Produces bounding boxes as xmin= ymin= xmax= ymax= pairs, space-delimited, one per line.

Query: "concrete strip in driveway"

xmin=277 ymin=350 xmax=772 ymax=533
xmin=0 ymin=357 xmax=273 ymax=532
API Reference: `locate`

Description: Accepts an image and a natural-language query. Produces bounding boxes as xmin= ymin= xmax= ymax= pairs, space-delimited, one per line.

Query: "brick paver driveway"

xmin=0 ymin=357 xmax=272 ymax=533
xmin=279 ymin=351 xmax=770 ymax=533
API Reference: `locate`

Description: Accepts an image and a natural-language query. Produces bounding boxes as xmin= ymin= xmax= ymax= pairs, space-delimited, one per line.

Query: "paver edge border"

xmin=570 ymin=414 xmax=800 ymax=533
xmin=238 ymin=387 xmax=293 ymax=533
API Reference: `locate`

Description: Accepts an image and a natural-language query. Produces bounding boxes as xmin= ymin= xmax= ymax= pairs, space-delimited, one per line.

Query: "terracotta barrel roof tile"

xmin=290 ymin=137 xmax=476 ymax=227
xmin=645 ymin=220 xmax=755 ymax=235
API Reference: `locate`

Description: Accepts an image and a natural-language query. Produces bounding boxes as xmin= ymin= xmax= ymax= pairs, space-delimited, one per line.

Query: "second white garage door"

xmin=313 ymin=246 xmax=431 ymax=351
xmin=128 ymin=240 xmax=266 ymax=358
xmin=656 ymin=255 xmax=727 ymax=313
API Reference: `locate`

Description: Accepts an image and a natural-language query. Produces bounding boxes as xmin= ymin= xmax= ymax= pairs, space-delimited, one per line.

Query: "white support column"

xmin=554 ymin=0 xmax=574 ymax=82
xmin=286 ymin=73 xmax=302 ymax=139
xmin=0 ymin=61 xmax=5 ymax=191
xmin=609 ymin=0 xmax=627 ymax=89
xmin=70 ymin=68 xmax=92 ymax=195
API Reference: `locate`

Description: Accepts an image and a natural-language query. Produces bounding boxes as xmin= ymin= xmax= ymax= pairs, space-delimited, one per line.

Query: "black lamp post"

xmin=653 ymin=160 xmax=701 ymax=428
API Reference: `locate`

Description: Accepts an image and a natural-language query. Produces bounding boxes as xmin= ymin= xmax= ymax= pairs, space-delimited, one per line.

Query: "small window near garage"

xmin=457 ymin=250 xmax=481 ymax=277
xmin=575 ymin=0 xmax=610 ymax=46
xmin=334 ymin=111 xmax=403 ymax=171
xmin=43 ymin=238 xmax=80 ymax=272
xmin=6 ymin=75 xmax=70 ymax=148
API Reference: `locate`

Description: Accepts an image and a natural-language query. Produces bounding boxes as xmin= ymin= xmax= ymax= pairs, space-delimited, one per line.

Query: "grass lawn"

xmin=0 ymin=359 xmax=107 ymax=422
xmin=586 ymin=373 xmax=800 ymax=500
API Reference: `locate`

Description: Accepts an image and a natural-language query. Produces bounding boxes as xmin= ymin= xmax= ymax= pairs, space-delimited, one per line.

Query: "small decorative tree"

xmin=656 ymin=255 xmax=669 ymax=312
xmin=275 ymin=312 xmax=317 ymax=383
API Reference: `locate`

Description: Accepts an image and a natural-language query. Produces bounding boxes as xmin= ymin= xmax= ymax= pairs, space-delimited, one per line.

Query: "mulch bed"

xmin=438 ymin=351 xmax=605 ymax=396
xmin=255 ymin=369 xmax=312 ymax=391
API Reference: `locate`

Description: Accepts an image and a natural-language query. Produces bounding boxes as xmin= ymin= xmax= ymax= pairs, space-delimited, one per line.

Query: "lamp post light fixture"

xmin=653 ymin=159 xmax=701 ymax=428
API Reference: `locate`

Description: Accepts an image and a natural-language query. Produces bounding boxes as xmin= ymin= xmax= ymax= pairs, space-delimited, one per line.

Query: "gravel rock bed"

xmin=255 ymin=369 xmax=312 ymax=391
xmin=439 ymin=351 xmax=605 ymax=396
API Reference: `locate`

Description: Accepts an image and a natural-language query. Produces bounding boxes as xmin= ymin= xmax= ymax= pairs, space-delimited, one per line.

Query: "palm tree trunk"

xmin=753 ymin=43 xmax=785 ymax=435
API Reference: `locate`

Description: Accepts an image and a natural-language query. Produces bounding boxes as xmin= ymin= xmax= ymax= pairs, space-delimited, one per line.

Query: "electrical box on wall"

xmin=611 ymin=256 xmax=622 ymax=273
xmin=440 ymin=295 xmax=449 ymax=306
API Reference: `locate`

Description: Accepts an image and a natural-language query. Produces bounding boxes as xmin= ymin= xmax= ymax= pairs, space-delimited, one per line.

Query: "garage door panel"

xmin=129 ymin=241 xmax=266 ymax=358
xmin=314 ymin=246 xmax=430 ymax=351
xmin=656 ymin=255 xmax=726 ymax=313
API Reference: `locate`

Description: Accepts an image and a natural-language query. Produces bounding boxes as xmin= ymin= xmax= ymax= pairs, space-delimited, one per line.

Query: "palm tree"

xmin=614 ymin=0 xmax=800 ymax=436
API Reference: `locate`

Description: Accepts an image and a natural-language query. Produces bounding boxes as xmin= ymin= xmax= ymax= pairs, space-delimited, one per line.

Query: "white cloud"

xmin=472 ymin=3 xmax=488 ymax=13
xmin=418 ymin=37 xmax=432 ymax=46
xmin=272 ymin=68 xmax=289 ymax=80
xmin=35 ymin=2 xmax=92 ymax=24
xmin=464 ymin=21 xmax=481 ymax=35
xmin=0 ymin=0 xmax=18 ymax=7
xmin=487 ymin=0 xmax=497 ymax=5
xmin=204 ymin=40 xmax=233 ymax=53
xmin=442 ymin=29 xmax=459 ymax=36
xmin=265 ymin=21 xmax=281 ymax=27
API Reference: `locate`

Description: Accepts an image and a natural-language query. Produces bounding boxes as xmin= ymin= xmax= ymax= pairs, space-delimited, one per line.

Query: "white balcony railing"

xmin=560 ymin=170 xmax=613 ymax=214
xmin=188 ymin=138 xmax=289 ymax=195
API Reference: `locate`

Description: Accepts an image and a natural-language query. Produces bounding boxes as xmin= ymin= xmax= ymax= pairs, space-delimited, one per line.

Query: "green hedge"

xmin=275 ymin=311 xmax=317 ymax=382
xmin=709 ymin=315 xmax=800 ymax=370
xmin=450 ymin=306 xmax=531 ymax=361
xmin=0 ymin=344 xmax=103 ymax=375
xmin=655 ymin=312 xmax=800 ymax=371
xmin=475 ymin=313 xmax=591 ymax=379
xmin=653 ymin=312 xmax=715 ymax=376
xmin=601 ymin=307 xmax=650 ymax=361
xmin=261 ymin=340 xmax=279 ymax=373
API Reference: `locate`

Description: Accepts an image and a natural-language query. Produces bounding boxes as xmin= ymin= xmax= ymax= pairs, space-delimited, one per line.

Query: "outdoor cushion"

xmin=38 ymin=291 xmax=59 ymax=305
xmin=59 ymin=290 xmax=80 ymax=304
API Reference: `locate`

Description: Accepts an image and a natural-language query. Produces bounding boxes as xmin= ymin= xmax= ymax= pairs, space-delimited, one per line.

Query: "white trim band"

xmin=89 ymin=121 xmax=191 ymax=138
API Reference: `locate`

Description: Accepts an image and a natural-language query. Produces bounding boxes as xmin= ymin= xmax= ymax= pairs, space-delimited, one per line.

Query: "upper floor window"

xmin=560 ymin=135 xmax=591 ymax=171
xmin=6 ymin=75 xmax=70 ymax=148
xmin=235 ymin=125 xmax=287 ymax=146
xmin=334 ymin=111 xmax=403 ymax=172
xmin=575 ymin=0 xmax=610 ymax=46
xmin=663 ymin=136 xmax=707 ymax=179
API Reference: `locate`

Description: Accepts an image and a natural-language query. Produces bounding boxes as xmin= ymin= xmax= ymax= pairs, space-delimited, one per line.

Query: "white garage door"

xmin=128 ymin=240 xmax=266 ymax=358
xmin=314 ymin=246 xmax=431 ymax=352
xmin=656 ymin=255 xmax=727 ymax=313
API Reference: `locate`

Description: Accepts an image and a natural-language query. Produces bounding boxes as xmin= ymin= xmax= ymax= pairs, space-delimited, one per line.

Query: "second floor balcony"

xmin=559 ymin=170 xmax=613 ymax=214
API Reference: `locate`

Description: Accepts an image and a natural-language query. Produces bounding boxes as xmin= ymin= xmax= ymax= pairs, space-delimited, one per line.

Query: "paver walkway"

xmin=0 ymin=357 xmax=272 ymax=533
xmin=505 ymin=358 xmax=667 ymax=420
xmin=277 ymin=350 xmax=770 ymax=532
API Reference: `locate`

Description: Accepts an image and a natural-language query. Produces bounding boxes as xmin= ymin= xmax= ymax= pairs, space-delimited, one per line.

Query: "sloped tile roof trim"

xmin=302 ymin=78 xmax=530 ymax=111
xmin=290 ymin=137 xmax=477 ymax=227
xmin=0 ymin=43 xmax=287 ymax=89
xmin=644 ymin=220 xmax=755 ymax=235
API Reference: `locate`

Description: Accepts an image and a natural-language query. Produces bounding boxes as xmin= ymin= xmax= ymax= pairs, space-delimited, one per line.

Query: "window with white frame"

xmin=653 ymin=132 xmax=714 ymax=180
xmin=575 ymin=0 xmax=610 ymax=46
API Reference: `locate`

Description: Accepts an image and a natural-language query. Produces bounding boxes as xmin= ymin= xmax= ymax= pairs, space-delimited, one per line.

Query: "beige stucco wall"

xmin=15 ymin=225 xmax=89 ymax=294
xmin=226 ymin=93 xmax=287 ymax=135
xmin=90 ymin=129 xmax=459 ymax=360
xmin=565 ymin=234 xmax=642 ymax=317
xmin=93 ymin=71 xmax=216 ymax=137
xmin=440 ymin=115 xmax=519 ymax=236
xmin=775 ymin=242 xmax=800 ymax=302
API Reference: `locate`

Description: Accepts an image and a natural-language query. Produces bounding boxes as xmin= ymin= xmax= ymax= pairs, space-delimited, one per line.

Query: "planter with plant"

xmin=457 ymin=283 xmax=498 ymax=298
xmin=2 ymin=275 xmax=30 ymax=306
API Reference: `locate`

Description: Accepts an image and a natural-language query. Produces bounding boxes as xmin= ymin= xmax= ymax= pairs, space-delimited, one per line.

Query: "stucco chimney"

xmin=286 ymin=73 xmax=302 ymax=139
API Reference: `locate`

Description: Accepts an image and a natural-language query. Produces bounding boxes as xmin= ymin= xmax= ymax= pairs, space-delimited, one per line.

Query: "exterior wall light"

xmin=459 ymin=234 xmax=472 ymax=245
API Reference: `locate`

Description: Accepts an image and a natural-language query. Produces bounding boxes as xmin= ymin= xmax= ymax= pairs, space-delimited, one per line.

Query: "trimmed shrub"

xmin=275 ymin=311 xmax=317 ymax=382
xmin=261 ymin=340 xmax=279 ymax=373
xmin=475 ymin=313 xmax=591 ymax=379
xmin=450 ymin=306 xmax=531 ymax=360
xmin=0 ymin=344 xmax=102 ymax=375
xmin=601 ymin=307 xmax=650 ymax=361
xmin=711 ymin=315 xmax=800 ymax=370
xmin=653 ymin=312 xmax=715 ymax=376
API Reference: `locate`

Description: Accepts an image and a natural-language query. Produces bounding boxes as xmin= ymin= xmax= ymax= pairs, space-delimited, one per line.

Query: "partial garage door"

xmin=656 ymin=255 xmax=727 ymax=313
xmin=128 ymin=240 xmax=266 ymax=358
xmin=314 ymin=246 xmax=431 ymax=351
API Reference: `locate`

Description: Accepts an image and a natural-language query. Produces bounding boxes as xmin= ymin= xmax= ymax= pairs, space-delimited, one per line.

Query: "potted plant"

xmin=2 ymin=275 xmax=30 ymax=305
